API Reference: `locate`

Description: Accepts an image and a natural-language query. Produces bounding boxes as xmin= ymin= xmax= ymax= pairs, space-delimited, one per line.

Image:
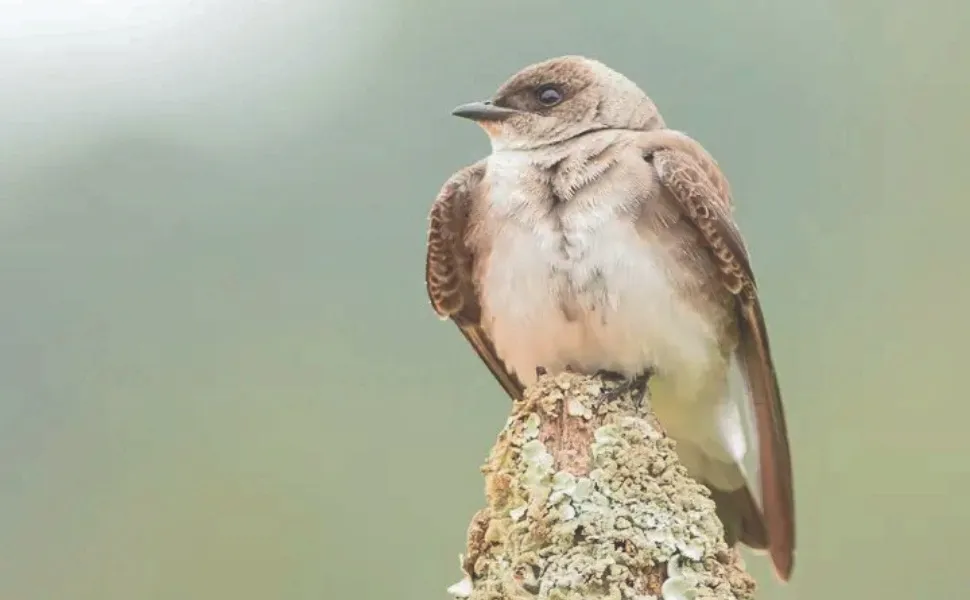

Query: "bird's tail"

xmin=708 ymin=481 xmax=768 ymax=550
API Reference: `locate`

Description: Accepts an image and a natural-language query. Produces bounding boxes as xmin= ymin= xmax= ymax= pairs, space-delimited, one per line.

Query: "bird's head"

xmin=452 ymin=55 xmax=665 ymax=152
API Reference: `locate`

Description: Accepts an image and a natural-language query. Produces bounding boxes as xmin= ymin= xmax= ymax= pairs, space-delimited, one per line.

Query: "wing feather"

xmin=426 ymin=162 xmax=525 ymax=401
xmin=644 ymin=141 xmax=795 ymax=580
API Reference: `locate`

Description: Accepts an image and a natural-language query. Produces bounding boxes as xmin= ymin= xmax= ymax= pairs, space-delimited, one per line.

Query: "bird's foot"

xmin=537 ymin=365 xmax=580 ymax=378
xmin=594 ymin=369 xmax=627 ymax=382
xmin=595 ymin=370 xmax=652 ymax=411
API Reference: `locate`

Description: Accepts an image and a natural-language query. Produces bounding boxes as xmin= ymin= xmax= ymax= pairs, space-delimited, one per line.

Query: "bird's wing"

xmin=425 ymin=161 xmax=525 ymax=401
xmin=641 ymin=136 xmax=795 ymax=580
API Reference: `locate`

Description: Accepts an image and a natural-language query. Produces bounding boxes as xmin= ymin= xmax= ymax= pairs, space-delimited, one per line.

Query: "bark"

xmin=446 ymin=372 xmax=757 ymax=600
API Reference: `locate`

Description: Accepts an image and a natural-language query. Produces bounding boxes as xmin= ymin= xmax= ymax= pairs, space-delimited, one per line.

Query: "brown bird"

xmin=425 ymin=56 xmax=795 ymax=580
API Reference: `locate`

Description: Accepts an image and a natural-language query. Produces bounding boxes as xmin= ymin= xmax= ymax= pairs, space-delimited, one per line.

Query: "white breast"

xmin=480 ymin=153 xmax=722 ymax=398
xmin=478 ymin=151 xmax=751 ymax=485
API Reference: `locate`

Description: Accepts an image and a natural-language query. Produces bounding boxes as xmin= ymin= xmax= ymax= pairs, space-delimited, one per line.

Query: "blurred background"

xmin=1 ymin=1 xmax=967 ymax=598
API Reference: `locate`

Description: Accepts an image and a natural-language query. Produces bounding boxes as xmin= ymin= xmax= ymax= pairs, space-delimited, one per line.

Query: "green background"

xmin=1 ymin=1 xmax=966 ymax=598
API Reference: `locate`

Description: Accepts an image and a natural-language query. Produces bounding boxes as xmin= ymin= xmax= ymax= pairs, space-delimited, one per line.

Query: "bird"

xmin=424 ymin=55 xmax=795 ymax=580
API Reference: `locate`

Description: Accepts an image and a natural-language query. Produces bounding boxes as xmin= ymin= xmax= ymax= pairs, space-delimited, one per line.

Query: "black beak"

xmin=451 ymin=100 xmax=519 ymax=122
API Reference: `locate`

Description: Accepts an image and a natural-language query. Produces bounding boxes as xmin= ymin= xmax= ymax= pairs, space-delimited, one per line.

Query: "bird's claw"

xmin=594 ymin=369 xmax=627 ymax=382
xmin=595 ymin=371 xmax=651 ymax=411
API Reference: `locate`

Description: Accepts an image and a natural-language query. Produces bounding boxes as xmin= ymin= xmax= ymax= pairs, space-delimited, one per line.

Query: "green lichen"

xmin=662 ymin=556 xmax=701 ymax=600
xmin=523 ymin=414 xmax=542 ymax=439
xmin=449 ymin=373 xmax=756 ymax=600
xmin=521 ymin=439 xmax=555 ymax=492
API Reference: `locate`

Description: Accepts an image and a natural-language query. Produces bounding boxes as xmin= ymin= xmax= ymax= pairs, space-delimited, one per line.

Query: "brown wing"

xmin=646 ymin=144 xmax=795 ymax=581
xmin=425 ymin=162 xmax=525 ymax=401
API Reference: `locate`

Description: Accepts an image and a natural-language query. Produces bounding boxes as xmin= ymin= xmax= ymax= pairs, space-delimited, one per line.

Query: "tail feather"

xmin=664 ymin=433 xmax=768 ymax=551
xmin=708 ymin=484 xmax=768 ymax=550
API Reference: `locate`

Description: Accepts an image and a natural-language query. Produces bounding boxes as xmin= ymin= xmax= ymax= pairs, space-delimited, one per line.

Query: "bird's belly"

xmin=481 ymin=222 xmax=721 ymax=398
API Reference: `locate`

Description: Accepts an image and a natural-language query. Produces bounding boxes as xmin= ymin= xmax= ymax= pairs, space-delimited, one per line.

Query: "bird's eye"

xmin=535 ymin=85 xmax=563 ymax=106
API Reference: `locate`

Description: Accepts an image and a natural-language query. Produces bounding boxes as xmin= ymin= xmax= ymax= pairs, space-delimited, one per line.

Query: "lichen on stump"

xmin=447 ymin=372 xmax=756 ymax=600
